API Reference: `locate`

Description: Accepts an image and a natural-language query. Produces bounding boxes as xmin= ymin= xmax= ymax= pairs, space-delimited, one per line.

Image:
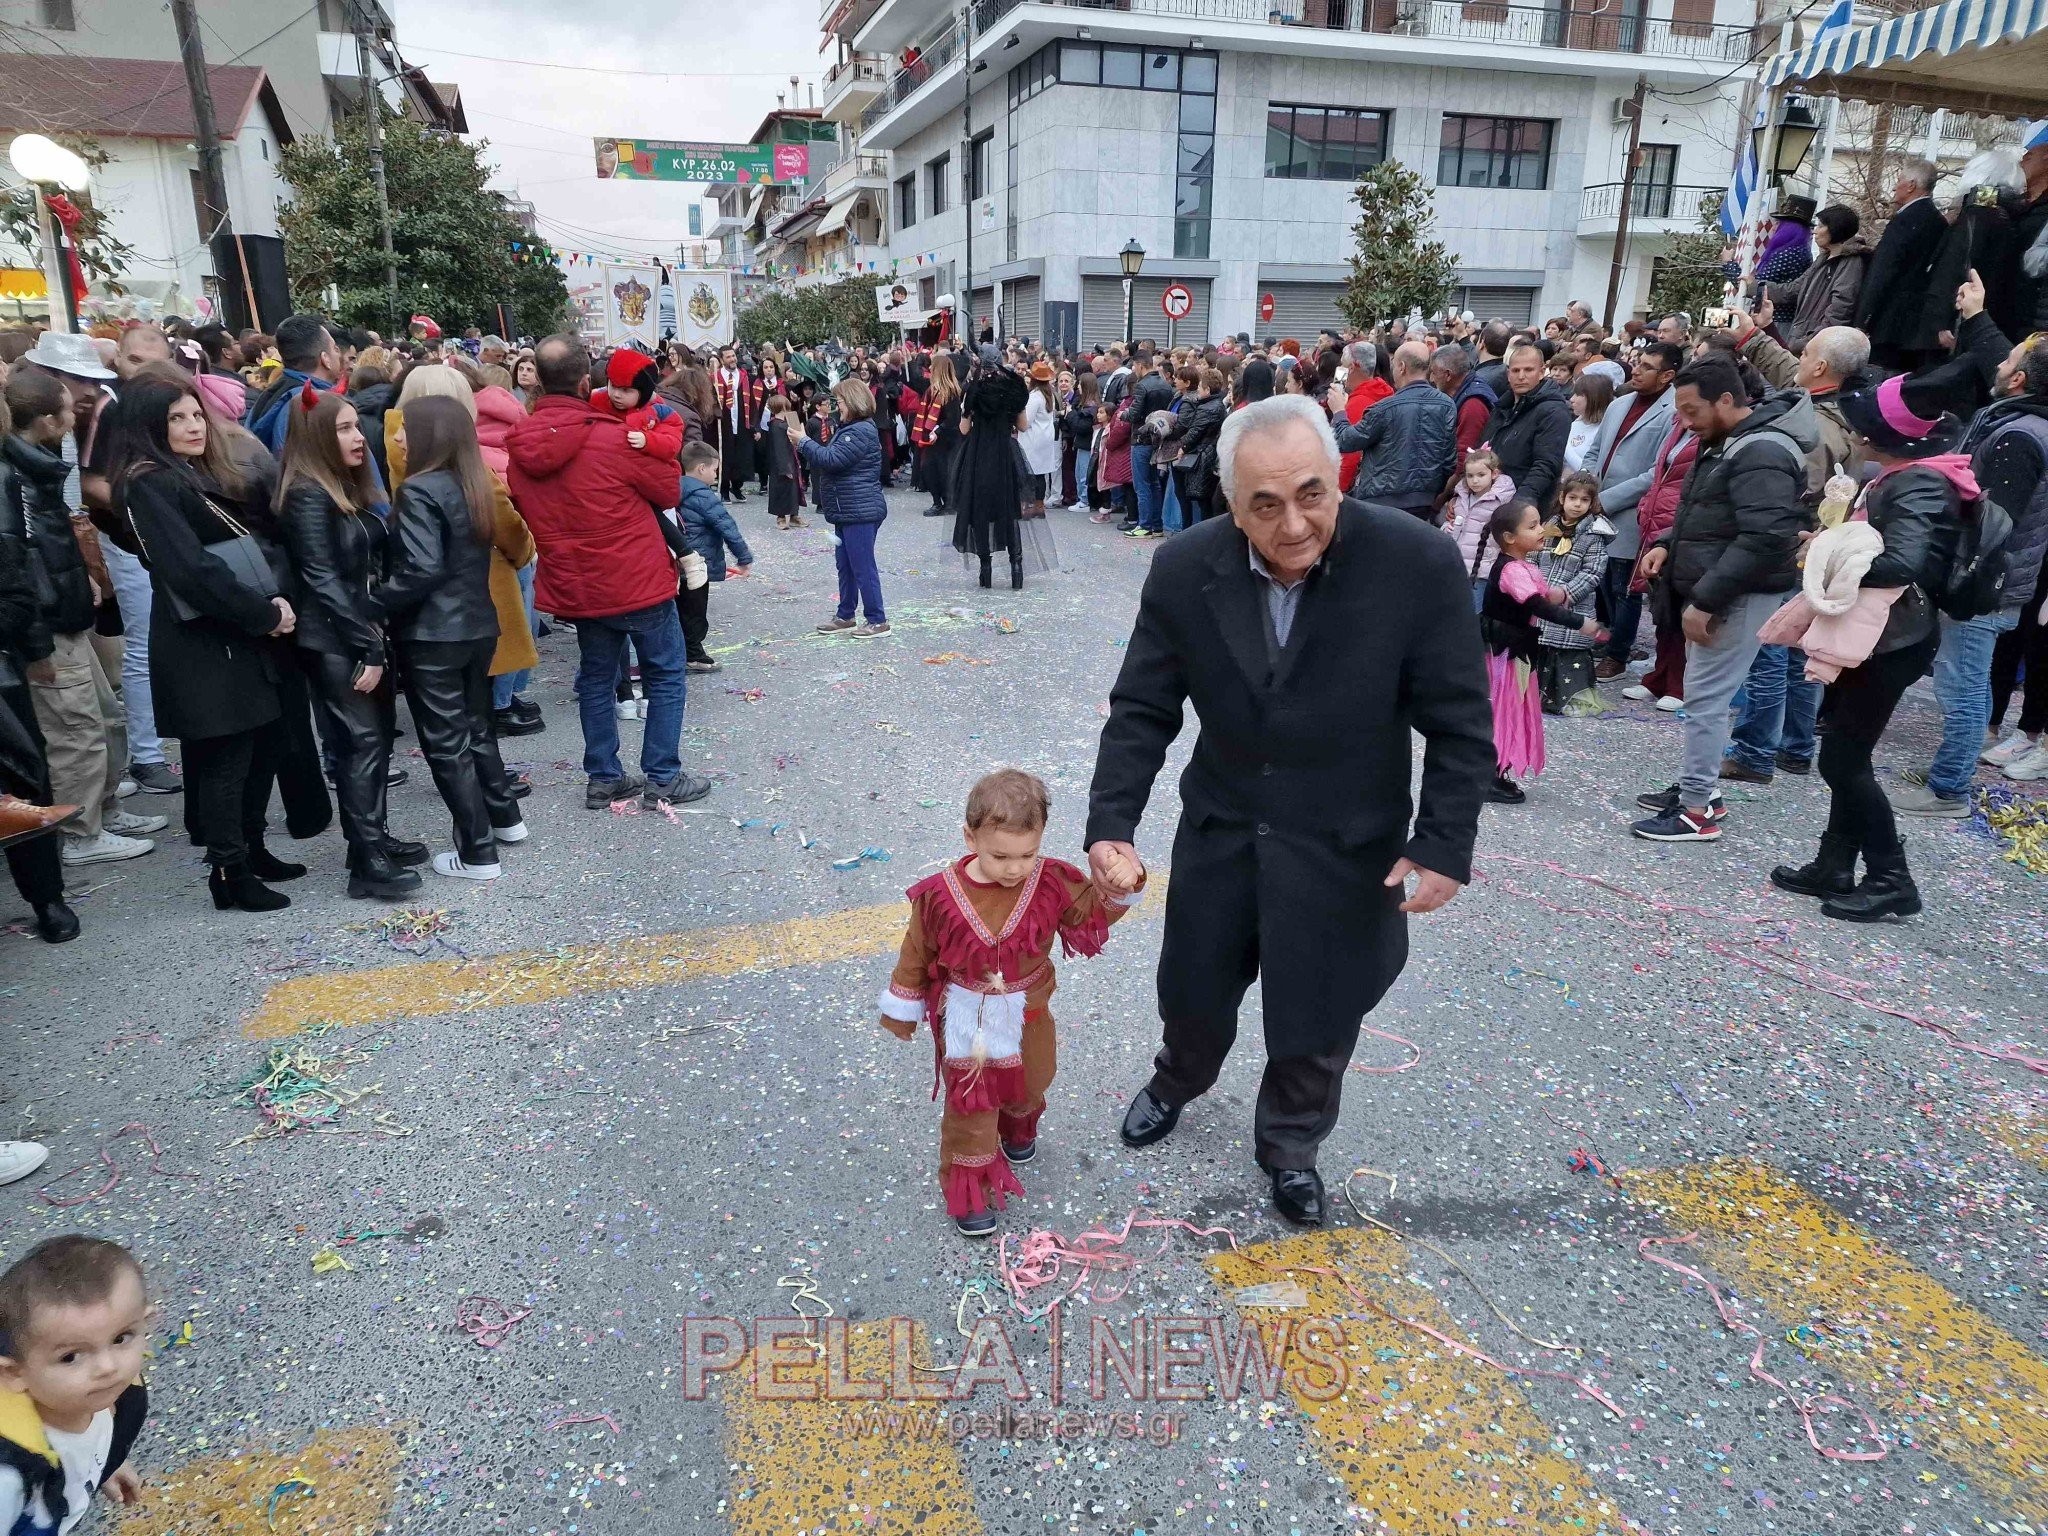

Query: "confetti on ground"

xmin=1973 ymin=781 xmax=2048 ymax=873
xmin=345 ymin=906 xmax=462 ymax=957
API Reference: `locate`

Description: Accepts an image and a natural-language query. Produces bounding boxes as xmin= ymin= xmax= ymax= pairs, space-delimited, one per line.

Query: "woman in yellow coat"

xmin=384 ymin=365 xmax=541 ymax=734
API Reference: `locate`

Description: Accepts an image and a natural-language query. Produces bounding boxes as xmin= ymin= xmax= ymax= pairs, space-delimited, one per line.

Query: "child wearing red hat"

xmin=593 ymin=349 xmax=685 ymax=467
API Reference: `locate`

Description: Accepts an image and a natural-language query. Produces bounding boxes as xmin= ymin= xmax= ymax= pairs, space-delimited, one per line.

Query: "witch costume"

xmin=950 ymin=365 xmax=1056 ymax=588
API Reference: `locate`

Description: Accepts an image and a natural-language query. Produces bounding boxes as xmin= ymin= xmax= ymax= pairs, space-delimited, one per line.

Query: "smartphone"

xmin=1702 ymin=307 xmax=1732 ymax=329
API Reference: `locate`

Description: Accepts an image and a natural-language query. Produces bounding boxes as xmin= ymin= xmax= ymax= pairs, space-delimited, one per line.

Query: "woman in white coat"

xmin=1019 ymin=361 xmax=1062 ymax=513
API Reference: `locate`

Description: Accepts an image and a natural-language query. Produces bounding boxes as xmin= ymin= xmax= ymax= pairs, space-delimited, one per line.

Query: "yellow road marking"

xmin=1207 ymin=1229 xmax=1632 ymax=1534
xmin=1985 ymin=1111 xmax=2048 ymax=1170
xmin=1632 ymin=1159 xmax=2048 ymax=1518
xmin=247 ymin=877 xmax=1167 ymax=1038
xmin=724 ymin=1322 xmax=983 ymax=1536
xmin=121 ymin=1425 xmax=404 ymax=1533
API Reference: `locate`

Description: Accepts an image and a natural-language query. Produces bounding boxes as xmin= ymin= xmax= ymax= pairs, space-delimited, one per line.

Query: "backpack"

xmin=1937 ymin=492 xmax=2014 ymax=620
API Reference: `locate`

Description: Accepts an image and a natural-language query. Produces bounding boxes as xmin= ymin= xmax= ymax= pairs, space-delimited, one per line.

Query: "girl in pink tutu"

xmin=1480 ymin=500 xmax=1608 ymax=804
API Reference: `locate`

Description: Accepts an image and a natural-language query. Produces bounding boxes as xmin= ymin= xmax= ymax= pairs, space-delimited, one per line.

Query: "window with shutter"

xmin=1671 ymin=0 xmax=1714 ymax=38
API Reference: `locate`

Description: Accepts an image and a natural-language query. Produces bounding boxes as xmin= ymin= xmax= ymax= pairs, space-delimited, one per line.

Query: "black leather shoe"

xmin=32 ymin=900 xmax=79 ymax=943
xmin=247 ymin=845 xmax=308 ymax=881
xmin=1118 ymin=1087 xmax=1181 ymax=1147
xmin=493 ymin=708 xmax=544 ymax=737
xmin=507 ymin=696 xmax=542 ymax=724
xmin=510 ymin=776 xmax=532 ymax=801
xmin=381 ymin=835 xmax=430 ymax=866
xmin=1268 ymin=1166 xmax=1328 ymax=1227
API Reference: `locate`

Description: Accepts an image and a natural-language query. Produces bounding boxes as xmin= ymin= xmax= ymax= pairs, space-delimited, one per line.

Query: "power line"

xmin=399 ymin=42 xmax=821 ymax=81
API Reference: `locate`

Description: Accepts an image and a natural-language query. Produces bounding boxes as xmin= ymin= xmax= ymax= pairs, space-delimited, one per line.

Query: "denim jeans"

xmin=1131 ymin=443 xmax=1161 ymax=532
xmin=491 ymin=560 xmax=539 ymax=711
xmin=1162 ymin=472 xmax=1185 ymax=534
xmin=1727 ymin=643 xmax=1820 ymax=773
xmin=571 ymin=600 xmax=686 ymax=783
xmin=1074 ymin=449 xmax=1093 ymax=508
xmin=1598 ymin=556 xmax=1644 ymax=664
xmin=102 ymin=543 xmax=163 ymax=765
xmin=833 ymin=521 xmax=886 ymax=623
xmin=1928 ymin=608 xmax=2020 ymax=797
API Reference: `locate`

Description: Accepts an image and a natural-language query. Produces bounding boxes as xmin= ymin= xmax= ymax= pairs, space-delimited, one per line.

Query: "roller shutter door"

xmin=1452 ymin=285 xmax=1539 ymax=326
xmin=1080 ymin=275 xmax=1213 ymax=350
xmin=1260 ymin=281 xmax=1346 ymax=342
xmin=1001 ymin=277 xmax=1042 ymax=342
xmin=970 ymin=287 xmax=995 ymax=340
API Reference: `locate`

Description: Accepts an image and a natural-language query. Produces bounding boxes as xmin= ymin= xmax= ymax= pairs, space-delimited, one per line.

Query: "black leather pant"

xmin=304 ymin=650 xmax=397 ymax=862
xmin=397 ymin=637 xmax=519 ymax=864
xmin=184 ymin=722 xmax=282 ymax=868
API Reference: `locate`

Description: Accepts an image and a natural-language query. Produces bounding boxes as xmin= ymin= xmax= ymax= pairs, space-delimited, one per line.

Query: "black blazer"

xmin=279 ymin=479 xmax=388 ymax=665
xmin=4 ymin=435 xmax=93 ymax=635
xmin=376 ymin=466 xmax=498 ymax=646
xmin=1085 ymin=498 xmax=1494 ymax=883
xmin=122 ymin=466 xmax=284 ymax=741
xmin=1856 ymin=197 xmax=1948 ymax=351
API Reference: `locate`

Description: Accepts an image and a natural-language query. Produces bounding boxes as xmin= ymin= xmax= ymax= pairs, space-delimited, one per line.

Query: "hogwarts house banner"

xmin=677 ymin=269 xmax=734 ymax=350
xmin=602 ymin=264 xmax=661 ymax=351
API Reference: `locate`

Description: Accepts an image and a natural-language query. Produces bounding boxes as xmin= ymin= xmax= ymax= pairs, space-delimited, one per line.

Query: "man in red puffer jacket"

xmin=505 ymin=334 xmax=711 ymax=813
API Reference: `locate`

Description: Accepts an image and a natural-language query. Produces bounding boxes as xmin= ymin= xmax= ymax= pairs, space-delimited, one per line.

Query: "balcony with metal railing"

xmin=819 ymin=152 xmax=893 ymax=200
xmin=1577 ymin=180 xmax=1721 ymax=233
xmin=859 ymin=18 xmax=961 ymax=136
xmin=823 ymin=53 xmax=892 ymax=122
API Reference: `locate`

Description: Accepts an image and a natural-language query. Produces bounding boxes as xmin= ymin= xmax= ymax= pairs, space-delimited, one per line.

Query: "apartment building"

xmin=827 ymin=0 xmax=1761 ymax=343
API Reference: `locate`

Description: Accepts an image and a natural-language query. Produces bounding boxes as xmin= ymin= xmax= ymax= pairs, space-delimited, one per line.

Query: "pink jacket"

xmin=1760 ymin=588 xmax=1903 ymax=682
xmin=473 ymin=384 xmax=526 ymax=477
xmin=1446 ymin=473 xmax=1516 ymax=578
xmin=193 ymin=370 xmax=246 ymax=425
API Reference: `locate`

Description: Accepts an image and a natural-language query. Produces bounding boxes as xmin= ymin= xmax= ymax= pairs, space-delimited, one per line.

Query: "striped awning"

xmin=1762 ymin=0 xmax=2048 ymax=116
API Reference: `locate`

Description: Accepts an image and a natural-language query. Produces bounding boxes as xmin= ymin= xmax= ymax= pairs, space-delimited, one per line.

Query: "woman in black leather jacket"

xmin=1772 ymin=376 xmax=1964 ymax=923
xmin=377 ymin=394 xmax=523 ymax=881
xmin=277 ymin=390 xmax=425 ymax=902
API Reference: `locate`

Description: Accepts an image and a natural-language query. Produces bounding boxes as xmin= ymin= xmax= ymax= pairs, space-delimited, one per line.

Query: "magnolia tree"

xmin=1338 ymin=161 xmax=1459 ymax=333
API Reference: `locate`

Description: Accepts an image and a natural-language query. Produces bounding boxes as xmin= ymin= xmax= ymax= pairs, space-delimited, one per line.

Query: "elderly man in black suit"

xmin=1856 ymin=158 xmax=1948 ymax=372
xmin=1083 ymin=394 xmax=1494 ymax=1226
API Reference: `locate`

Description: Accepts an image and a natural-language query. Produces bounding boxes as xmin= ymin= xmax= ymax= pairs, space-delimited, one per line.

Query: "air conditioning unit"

xmin=1611 ymin=97 xmax=1636 ymax=128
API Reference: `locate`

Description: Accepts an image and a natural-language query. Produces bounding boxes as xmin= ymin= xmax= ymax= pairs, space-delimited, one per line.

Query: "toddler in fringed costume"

xmin=878 ymin=769 xmax=1145 ymax=1238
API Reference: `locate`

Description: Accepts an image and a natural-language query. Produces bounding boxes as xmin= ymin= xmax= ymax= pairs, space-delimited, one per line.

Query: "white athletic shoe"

xmin=493 ymin=820 xmax=530 ymax=845
xmin=1655 ymin=695 xmax=1684 ymax=712
xmin=1983 ymin=729 xmax=2039 ymax=766
xmin=61 ymin=830 xmax=154 ymax=865
xmin=116 ymin=777 xmax=139 ymax=799
xmin=432 ymin=851 xmax=501 ymax=880
xmin=615 ymin=698 xmax=642 ymax=720
xmin=105 ymin=809 xmax=169 ymax=836
xmin=0 ymin=1141 xmax=49 ymax=1185
xmin=2003 ymin=741 xmax=2048 ymax=781
xmin=1621 ymin=684 xmax=1653 ymax=701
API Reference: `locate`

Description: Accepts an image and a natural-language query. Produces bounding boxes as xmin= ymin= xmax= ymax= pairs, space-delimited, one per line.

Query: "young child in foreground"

xmin=0 ymin=1236 xmax=150 ymax=1534
xmin=880 ymin=769 xmax=1145 ymax=1238
xmin=1481 ymin=499 xmax=1608 ymax=806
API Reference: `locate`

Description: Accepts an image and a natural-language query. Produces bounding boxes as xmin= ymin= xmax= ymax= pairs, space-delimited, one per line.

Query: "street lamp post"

xmin=1119 ymin=237 xmax=1144 ymax=347
xmin=8 ymin=134 xmax=90 ymax=334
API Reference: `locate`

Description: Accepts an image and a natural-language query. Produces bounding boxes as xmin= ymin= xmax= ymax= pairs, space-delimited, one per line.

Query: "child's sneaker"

xmin=1001 ymin=1140 xmax=1037 ymax=1165
xmin=955 ymin=1211 xmax=999 ymax=1239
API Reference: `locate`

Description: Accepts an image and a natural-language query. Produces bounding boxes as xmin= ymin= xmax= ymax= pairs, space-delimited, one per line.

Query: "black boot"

xmin=1821 ymin=843 xmax=1922 ymax=923
xmin=210 ymin=862 xmax=290 ymax=912
xmin=978 ymin=554 xmax=993 ymax=589
xmin=348 ymin=844 xmax=424 ymax=901
xmin=32 ymin=901 xmax=79 ymax=943
xmin=1770 ymin=833 xmax=1858 ymax=899
xmin=381 ymin=834 xmax=430 ymax=866
xmin=247 ymin=844 xmax=308 ymax=881
xmin=1010 ymin=553 xmax=1024 ymax=591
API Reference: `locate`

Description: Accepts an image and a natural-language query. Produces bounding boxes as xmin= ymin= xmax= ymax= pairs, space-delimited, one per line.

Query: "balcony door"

xmin=1551 ymin=0 xmax=1647 ymax=52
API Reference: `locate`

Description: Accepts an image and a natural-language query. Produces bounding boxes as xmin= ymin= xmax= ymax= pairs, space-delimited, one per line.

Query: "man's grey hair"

xmin=1899 ymin=157 xmax=1937 ymax=193
xmin=1429 ymin=343 xmax=1472 ymax=380
xmin=1344 ymin=340 xmax=1376 ymax=375
xmin=1217 ymin=395 xmax=1339 ymax=505
xmin=1806 ymin=325 xmax=1871 ymax=383
xmin=480 ymin=334 xmax=508 ymax=352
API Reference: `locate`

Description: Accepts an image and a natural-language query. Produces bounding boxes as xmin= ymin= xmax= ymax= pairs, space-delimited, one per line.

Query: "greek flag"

xmin=1723 ymin=0 xmax=1855 ymax=236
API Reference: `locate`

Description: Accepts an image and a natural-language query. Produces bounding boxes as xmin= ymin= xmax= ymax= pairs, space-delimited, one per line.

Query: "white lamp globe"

xmin=8 ymin=134 xmax=90 ymax=192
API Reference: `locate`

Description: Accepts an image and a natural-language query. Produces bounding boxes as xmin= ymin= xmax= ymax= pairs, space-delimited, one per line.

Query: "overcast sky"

xmin=391 ymin=0 xmax=829 ymax=260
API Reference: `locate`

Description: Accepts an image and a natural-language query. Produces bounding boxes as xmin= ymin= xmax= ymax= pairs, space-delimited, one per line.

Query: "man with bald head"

xmin=1085 ymin=396 xmax=1492 ymax=1225
xmin=1325 ymin=339 xmax=1455 ymax=519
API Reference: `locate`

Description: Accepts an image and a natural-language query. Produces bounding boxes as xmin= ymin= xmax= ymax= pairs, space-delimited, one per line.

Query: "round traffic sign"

xmin=1160 ymin=282 xmax=1193 ymax=320
xmin=1258 ymin=291 xmax=1276 ymax=324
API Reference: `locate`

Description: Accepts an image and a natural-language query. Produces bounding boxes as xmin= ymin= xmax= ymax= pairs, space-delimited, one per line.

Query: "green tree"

xmin=0 ymin=135 xmax=133 ymax=285
xmin=737 ymin=273 xmax=894 ymax=350
xmin=278 ymin=110 xmax=567 ymax=336
xmin=1646 ymin=191 xmax=1728 ymax=325
xmin=1338 ymin=161 xmax=1459 ymax=333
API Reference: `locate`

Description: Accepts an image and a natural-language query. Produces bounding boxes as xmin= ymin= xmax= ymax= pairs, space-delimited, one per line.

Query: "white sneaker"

xmin=615 ymin=698 xmax=642 ymax=720
xmin=432 ymin=851 xmax=501 ymax=880
xmin=61 ymin=830 xmax=154 ymax=865
xmin=493 ymin=820 xmax=530 ymax=845
xmin=1983 ymin=729 xmax=2039 ymax=766
xmin=105 ymin=809 xmax=169 ymax=836
xmin=1655 ymin=695 xmax=1684 ymax=712
xmin=1621 ymin=684 xmax=1653 ymax=701
xmin=116 ymin=777 xmax=139 ymax=799
xmin=2003 ymin=741 xmax=2048 ymax=781
xmin=0 ymin=1141 xmax=49 ymax=1185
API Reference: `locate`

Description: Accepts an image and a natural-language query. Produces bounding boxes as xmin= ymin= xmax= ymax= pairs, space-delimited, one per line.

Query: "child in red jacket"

xmin=593 ymin=349 xmax=684 ymax=470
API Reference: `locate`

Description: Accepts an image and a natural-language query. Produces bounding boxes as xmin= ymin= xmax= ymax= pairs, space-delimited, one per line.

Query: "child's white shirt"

xmin=0 ymin=1406 xmax=113 ymax=1533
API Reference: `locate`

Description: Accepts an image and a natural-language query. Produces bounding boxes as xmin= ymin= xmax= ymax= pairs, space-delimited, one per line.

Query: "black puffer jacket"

xmin=349 ymin=381 xmax=397 ymax=486
xmin=1483 ymin=379 xmax=1572 ymax=510
xmin=1339 ymin=380 xmax=1456 ymax=504
xmin=1171 ymin=394 xmax=1230 ymax=505
xmin=279 ymin=479 xmax=389 ymax=665
xmin=1657 ymin=390 xmax=1817 ymax=615
xmin=1859 ymin=463 xmax=1965 ymax=654
xmin=1964 ymin=398 xmax=2048 ymax=611
xmin=376 ymin=466 xmax=498 ymax=646
xmin=2 ymin=434 xmax=92 ymax=635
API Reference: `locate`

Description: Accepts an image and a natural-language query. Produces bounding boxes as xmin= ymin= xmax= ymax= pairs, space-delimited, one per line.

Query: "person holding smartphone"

xmin=277 ymin=387 xmax=426 ymax=901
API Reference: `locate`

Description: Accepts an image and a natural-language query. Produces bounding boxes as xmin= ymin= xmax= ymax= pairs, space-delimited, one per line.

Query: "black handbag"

xmin=157 ymin=498 xmax=279 ymax=625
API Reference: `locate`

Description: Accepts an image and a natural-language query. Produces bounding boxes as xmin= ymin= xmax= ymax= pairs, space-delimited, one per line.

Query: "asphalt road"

xmin=2 ymin=484 xmax=2044 ymax=1536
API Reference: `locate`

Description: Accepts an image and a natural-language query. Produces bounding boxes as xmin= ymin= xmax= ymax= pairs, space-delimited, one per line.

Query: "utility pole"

xmin=170 ymin=0 xmax=258 ymax=326
xmin=351 ymin=0 xmax=402 ymax=334
xmin=1603 ymin=75 xmax=1647 ymax=333
xmin=959 ymin=3 xmax=973 ymax=346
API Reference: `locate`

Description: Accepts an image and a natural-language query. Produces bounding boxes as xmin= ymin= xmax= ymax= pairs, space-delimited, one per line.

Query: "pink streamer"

xmin=456 ymin=1294 xmax=533 ymax=1348
xmin=1638 ymin=1234 xmax=1887 ymax=1462
xmin=1348 ymin=1022 xmax=1422 ymax=1075
xmin=35 ymin=1122 xmax=197 ymax=1208
xmin=998 ymin=1207 xmax=1241 ymax=1319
